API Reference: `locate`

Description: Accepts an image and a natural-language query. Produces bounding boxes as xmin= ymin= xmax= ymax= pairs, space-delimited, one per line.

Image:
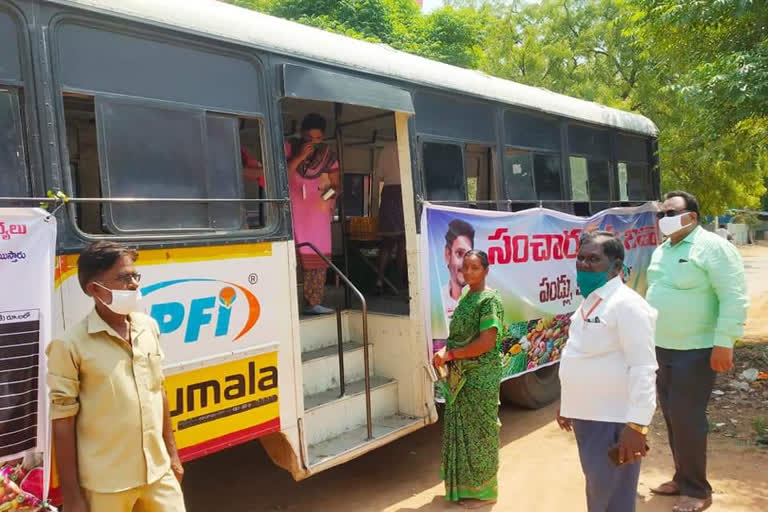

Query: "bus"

xmin=0 ymin=0 xmax=659 ymax=480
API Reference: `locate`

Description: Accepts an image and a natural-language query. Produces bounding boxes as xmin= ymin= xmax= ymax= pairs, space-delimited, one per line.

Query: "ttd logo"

xmin=141 ymin=279 xmax=260 ymax=343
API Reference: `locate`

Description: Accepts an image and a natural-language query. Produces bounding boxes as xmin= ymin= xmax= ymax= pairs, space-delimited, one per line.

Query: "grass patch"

xmin=753 ymin=418 xmax=768 ymax=446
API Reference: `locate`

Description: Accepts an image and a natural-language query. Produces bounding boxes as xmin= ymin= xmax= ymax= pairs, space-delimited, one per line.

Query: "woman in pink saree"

xmin=286 ymin=114 xmax=339 ymax=315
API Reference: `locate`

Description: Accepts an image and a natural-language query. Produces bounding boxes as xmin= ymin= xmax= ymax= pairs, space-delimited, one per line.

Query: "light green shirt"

xmin=646 ymin=226 xmax=748 ymax=350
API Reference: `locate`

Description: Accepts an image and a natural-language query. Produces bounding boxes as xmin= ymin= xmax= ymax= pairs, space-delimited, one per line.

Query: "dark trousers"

xmin=656 ymin=347 xmax=716 ymax=499
xmin=572 ymin=419 xmax=642 ymax=512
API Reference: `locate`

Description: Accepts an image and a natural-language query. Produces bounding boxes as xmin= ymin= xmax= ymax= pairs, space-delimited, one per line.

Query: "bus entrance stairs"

xmin=298 ymin=311 xmax=422 ymax=471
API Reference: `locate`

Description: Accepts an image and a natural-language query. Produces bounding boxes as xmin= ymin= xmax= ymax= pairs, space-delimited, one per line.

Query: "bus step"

xmin=301 ymin=341 xmax=373 ymax=396
xmin=303 ymin=376 xmax=397 ymax=446
xmin=307 ymin=413 xmax=423 ymax=469
xmin=299 ymin=312 xmax=352 ymax=353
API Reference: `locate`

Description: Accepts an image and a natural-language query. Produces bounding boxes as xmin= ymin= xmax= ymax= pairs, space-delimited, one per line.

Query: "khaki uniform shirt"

xmin=46 ymin=310 xmax=170 ymax=493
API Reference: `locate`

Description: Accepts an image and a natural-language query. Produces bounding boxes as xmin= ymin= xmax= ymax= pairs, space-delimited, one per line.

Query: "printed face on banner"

xmin=423 ymin=204 xmax=659 ymax=384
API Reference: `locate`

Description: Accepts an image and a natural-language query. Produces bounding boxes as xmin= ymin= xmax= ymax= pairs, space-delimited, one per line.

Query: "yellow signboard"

xmin=164 ymin=351 xmax=280 ymax=461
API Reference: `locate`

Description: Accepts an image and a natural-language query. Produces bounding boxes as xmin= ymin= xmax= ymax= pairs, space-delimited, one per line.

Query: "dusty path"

xmin=183 ymin=403 xmax=767 ymax=511
xmin=184 ymin=244 xmax=768 ymax=511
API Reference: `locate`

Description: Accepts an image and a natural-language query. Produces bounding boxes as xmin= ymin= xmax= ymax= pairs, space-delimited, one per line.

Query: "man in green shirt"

xmin=645 ymin=191 xmax=748 ymax=512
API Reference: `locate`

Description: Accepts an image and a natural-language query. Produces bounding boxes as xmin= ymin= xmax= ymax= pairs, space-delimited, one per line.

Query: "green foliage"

xmin=231 ymin=0 xmax=768 ymax=214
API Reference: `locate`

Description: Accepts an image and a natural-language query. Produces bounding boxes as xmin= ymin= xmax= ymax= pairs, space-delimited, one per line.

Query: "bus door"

xmin=278 ymin=63 xmax=432 ymax=475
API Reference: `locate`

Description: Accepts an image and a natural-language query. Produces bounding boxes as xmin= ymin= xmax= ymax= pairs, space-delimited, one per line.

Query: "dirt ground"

xmin=183 ymin=244 xmax=768 ymax=512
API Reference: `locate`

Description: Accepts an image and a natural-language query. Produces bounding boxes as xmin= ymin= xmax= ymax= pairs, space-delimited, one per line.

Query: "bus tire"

xmin=500 ymin=363 xmax=560 ymax=409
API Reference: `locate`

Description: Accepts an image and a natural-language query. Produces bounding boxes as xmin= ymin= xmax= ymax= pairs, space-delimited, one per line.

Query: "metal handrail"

xmin=296 ymin=241 xmax=373 ymax=441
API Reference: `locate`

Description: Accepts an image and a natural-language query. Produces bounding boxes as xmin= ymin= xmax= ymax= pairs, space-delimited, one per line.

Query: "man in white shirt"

xmin=557 ymin=231 xmax=658 ymax=512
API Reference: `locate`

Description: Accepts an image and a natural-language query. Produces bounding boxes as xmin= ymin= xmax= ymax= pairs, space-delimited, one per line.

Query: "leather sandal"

xmin=650 ymin=480 xmax=680 ymax=496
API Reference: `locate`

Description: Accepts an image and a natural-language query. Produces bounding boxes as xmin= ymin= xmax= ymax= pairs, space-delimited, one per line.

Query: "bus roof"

xmin=48 ymin=0 xmax=659 ymax=137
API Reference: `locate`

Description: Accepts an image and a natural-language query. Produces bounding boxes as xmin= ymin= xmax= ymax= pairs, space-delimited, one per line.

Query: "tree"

xmin=234 ymin=0 xmax=494 ymax=69
xmin=630 ymin=0 xmax=768 ymax=213
xmin=481 ymin=0 xmax=767 ymax=213
xmin=402 ymin=6 xmax=495 ymax=68
xmin=232 ymin=0 xmax=768 ymax=214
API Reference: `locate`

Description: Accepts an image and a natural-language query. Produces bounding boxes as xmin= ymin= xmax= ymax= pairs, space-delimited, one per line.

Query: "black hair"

xmin=580 ymin=231 xmax=624 ymax=263
xmin=464 ymin=249 xmax=490 ymax=269
xmin=301 ymin=113 xmax=327 ymax=133
xmin=665 ymin=190 xmax=700 ymax=217
xmin=445 ymin=219 xmax=475 ymax=251
xmin=77 ymin=241 xmax=138 ymax=293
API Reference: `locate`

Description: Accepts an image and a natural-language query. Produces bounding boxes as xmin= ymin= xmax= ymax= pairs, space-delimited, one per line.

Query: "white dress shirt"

xmin=442 ymin=282 xmax=460 ymax=322
xmin=559 ymin=276 xmax=659 ymax=425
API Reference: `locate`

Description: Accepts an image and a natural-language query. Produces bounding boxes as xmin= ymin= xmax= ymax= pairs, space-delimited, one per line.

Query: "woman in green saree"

xmin=433 ymin=249 xmax=504 ymax=509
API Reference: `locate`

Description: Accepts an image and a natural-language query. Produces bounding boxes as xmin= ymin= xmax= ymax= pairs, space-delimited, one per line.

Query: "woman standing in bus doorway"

xmin=287 ymin=114 xmax=340 ymax=315
xmin=433 ymin=250 xmax=504 ymax=509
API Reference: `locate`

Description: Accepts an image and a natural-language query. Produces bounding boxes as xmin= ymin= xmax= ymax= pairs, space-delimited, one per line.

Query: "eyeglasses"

xmin=114 ymin=272 xmax=142 ymax=284
xmin=656 ymin=209 xmax=688 ymax=219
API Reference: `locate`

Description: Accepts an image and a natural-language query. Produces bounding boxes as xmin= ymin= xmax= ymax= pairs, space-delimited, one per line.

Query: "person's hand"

xmin=432 ymin=349 xmax=452 ymax=369
xmin=556 ymin=408 xmax=572 ymax=432
xmin=298 ymin=142 xmax=315 ymax=162
xmin=64 ymin=490 xmax=89 ymax=512
xmin=617 ymin=426 xmax=647 ymax=465
xmin=711 ymin=346 xmax=734 ymax=373
xmin=171 ymin=455 xmax=185 ymax=484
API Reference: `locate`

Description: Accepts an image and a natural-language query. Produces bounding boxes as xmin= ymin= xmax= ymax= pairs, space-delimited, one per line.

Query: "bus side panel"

xmin=54 ymin=241 xmax=301 ymax=462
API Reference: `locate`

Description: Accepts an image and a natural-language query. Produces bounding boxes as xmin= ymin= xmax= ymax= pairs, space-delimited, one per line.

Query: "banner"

xmin=421 ymin=203 xmax=658 ymax=383
xmin=0 ymin=209 xmax=56 ymax=482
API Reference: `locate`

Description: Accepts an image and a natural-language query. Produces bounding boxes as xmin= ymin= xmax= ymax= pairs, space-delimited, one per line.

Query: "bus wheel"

xmin=500 ymin=363 xmax=560 ymax=409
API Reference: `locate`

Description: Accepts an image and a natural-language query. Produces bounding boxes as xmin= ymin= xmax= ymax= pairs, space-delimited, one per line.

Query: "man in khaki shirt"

xmin=47 ymin=241 xmax=186 ymax=512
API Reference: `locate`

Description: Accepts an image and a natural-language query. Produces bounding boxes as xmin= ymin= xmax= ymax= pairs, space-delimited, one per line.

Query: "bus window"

xmin=502 ymin=148 xmax=535 ymax=202
xmin=568 ymin=124 xmax=612 ymax=211
xmin=504 ymin=110 xmax=563 ymax=204
xmin=0 ymin=88 xmax=29 ymax=198
xmin=626 ymin=163 xmax=650 ymax=200
xmin=464 ymin=144 xmax=495 ymax=208
xmin=569 ymin=156 xmax=589 ymax=201
xmin=588 ymin=159 xmax=611 ymax=201
xmin=62 ymin=95 xmax=267 ymax=234
xmin=533 ymin=154 xmax=563 ymax=201
xmin=618 ymin=162 xmax=629 ymax=201
xmin=423 ymin=142 xmax=465 ymax=201
xmin=616 ymin=134 xmax=651 ymax=201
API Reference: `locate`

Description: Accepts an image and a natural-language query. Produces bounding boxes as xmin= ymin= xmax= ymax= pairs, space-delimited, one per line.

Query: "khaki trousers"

xmin=84 ymin=470 xmax=186 ymax=512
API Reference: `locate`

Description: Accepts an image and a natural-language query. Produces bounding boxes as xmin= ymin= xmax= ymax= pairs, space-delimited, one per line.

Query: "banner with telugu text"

xmin=421 ymin=202 xmax=659 ymax=384
xmin=0 ymin=208 xmax=56 ymax=498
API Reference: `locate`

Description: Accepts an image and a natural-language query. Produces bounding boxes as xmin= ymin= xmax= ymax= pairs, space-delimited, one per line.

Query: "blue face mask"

xmin=577 ymin=261 xmax=617 ymax=298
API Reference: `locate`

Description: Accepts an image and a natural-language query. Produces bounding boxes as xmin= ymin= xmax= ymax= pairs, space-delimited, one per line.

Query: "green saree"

xmin=439 ymin=288 xmax=504 ymax=502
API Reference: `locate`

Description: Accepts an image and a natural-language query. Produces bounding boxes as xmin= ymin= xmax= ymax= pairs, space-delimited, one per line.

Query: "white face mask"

xmin=95 ymin=282 xmax=143 ymax=315
xmin=658 ymin=213 xmax=688 ymax=237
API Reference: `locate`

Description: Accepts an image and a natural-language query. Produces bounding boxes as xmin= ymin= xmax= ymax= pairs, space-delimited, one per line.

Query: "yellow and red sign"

xmin=165 ymin=351 xmax=280 ymax=461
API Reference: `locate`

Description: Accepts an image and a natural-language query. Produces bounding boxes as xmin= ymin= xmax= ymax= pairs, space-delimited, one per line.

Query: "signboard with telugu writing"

xmin=421 ymin=202 xmax=659 ymax=382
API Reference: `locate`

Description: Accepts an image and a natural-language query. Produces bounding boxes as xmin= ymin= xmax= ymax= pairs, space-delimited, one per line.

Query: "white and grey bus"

xmin=0 ymin=0 xmax=659 ymax=480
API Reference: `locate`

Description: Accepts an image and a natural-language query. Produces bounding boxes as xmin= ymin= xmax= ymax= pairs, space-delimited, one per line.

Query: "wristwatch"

xmin=626 ymin=422 xmax=649 ymax=435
